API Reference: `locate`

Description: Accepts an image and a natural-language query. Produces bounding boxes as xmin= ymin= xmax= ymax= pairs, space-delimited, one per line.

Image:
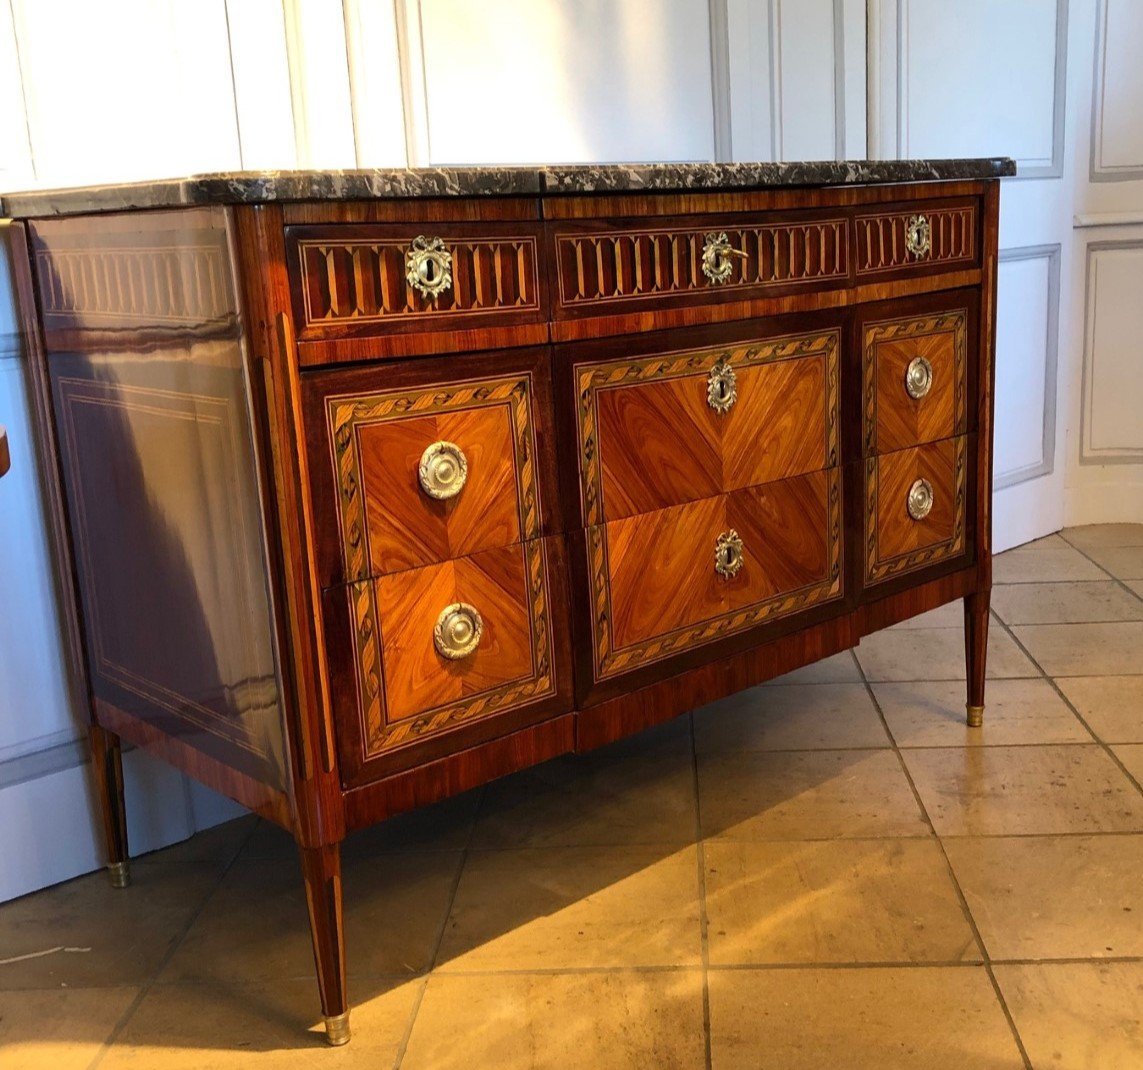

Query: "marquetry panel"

xmin=327 ymin=372 xmax=540 ymax=581
xmin=345 ymin=539 xmax=559 ymax=755
xmin=855 ymin=203 xmax=977 ymax=275
xmin=863 ymin=309 xmax=968 ymax=454
xmin=292 ymin=226 xmax=541 ymax=333
xmin=865 ymin=436 xmax=968 ymax=584
xmin=589 ymin=468 xmax=843 ymax=680
xmin=554 ymin=216 xmax=848 ymax=310
xmin=576 ymin=331 xmax=839 ymax=525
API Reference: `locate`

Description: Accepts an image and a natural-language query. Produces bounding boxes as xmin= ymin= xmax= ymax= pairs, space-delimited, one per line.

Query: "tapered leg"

xmin=299 ymin=843 xmax=350 ymax=1045
xmin=964 ymin=588 xmax=990 ymax=727
xmin=89 ymin=725 xmax=130 ymax=888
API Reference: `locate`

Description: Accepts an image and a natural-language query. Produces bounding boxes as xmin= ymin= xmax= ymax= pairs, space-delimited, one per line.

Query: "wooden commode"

xmin=1 ymin=157 xmax=1012 ymax=1044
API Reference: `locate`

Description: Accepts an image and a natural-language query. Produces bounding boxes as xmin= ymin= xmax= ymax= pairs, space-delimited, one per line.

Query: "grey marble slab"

xmin=2 ymin=159 xmax=1016 ymax=219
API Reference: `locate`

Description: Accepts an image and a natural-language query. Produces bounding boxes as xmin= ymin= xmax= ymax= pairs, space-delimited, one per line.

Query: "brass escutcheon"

xmin=714 ymin=529 xmax=745 ymax=578
xmin=907 ymin=478 xmax=934 ymax=521
xmin=405 ymin=235 xmax=453 ymax=298
xmin=701 ymin=231 xmax=747 ymax=285
xmin=434 ymin=602 xmax=483 ymax=660
xmin=905 ymin=214 xmax=932 ymax=259
xmin=418 ymin=440 xmax=468 ymax=499
xmin=905 ymin=355 xmax=934 ymax=399
xmin=707 ymin=358 xmax=737 ymax=413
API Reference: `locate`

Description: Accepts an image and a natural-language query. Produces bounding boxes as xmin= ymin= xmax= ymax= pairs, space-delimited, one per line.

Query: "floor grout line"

xmin=1058 ymin=532 xmax=1143 ymax=601
xmin=852 ymin=643 xmax=1035 ymax=1070
xmin=688 ymin=711 xmax=714 ymax=1070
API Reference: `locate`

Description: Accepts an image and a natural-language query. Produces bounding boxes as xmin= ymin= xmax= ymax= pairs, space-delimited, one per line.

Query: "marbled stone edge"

xmin=2 ymin=158 xmax=1016 ymax=219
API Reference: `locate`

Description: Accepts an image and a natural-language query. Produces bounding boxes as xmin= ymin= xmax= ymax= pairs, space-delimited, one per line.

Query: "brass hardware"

xmin=324 ymin=1012 xmax=351 ymax=1046
xmin=905 ymin=215 xmax=932 ymax=259
xmin=714 ymin=529 xmax=745 ymax=578
xmin=418 ymin=440 xmax=468 ymax=500
xmin=701 ymin=231 xmax=748 ymax=285
xmin=905 ymin=356 xmax=934 ymax=399
xmin=907 ymin=478 xmax=934 ymax=521
xmin=434 ymin=602 xmax=483 ymax=660
xmin=966 ymin=704 xmax=984 ymax=728
xmin=405 ymin=235 xmax=453 ymax=298
xmin=707 ymin=358 xmax=737 ymax=413
xmin=107 ymin=861 xmax=131 ymax=889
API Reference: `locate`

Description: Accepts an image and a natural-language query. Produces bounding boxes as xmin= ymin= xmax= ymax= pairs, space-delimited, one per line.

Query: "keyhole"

xmin=419 ymin=259 xmax=438 ymax=284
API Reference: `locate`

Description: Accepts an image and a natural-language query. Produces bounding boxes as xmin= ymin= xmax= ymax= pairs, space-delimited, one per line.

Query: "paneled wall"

xmin=1 ymin=0 xmax=1139 ymax=899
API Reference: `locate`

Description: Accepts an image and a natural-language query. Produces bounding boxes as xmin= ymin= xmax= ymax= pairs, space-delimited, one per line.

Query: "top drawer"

xmin=853 ymin=198 xmax=980 ymax=278
xmin=287 ymin=222 xmax=547 ymax=341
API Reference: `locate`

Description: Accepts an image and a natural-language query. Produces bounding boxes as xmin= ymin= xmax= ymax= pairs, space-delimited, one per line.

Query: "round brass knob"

xmin=405 ymin=235 xmax=453 ymax=299
xmin=907 ymin=478 xmax=934 ymax=521
xmin=905 ymin=356 xmax=934 ymax=399
xmin=433 ymin=602 xmax=483 ymax=660
xmin=707 ymin=358 xmax=737 ymax=413
xmin=418 ymin=441 xmax=467 ymax=500
xmin=905 ymin=214 xmax=931 ymax=259
xmin=701 ymin=231 xmax=747 ymax=285
xmin=714 ymin=529 xmax=745 ymax=578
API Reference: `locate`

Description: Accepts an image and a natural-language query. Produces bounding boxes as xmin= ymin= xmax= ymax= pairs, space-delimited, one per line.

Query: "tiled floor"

xmin=3 ymin=526 xmax=1143 ymax=1069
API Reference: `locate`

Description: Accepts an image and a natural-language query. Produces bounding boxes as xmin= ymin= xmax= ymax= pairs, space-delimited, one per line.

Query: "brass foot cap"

xmin=966 ymin=704 xmax=984 ymax=728
xmin=324 ymin=1013 xmax=351 ymax=1046
xmin=107 ymin=861 xmax=131 ymax=889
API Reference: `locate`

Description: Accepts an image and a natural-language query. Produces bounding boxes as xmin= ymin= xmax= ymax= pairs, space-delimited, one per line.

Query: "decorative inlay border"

xmin=864 ymin=436 xmax=968 ymax=583
xmin=326 ymin=373 xmax=540 ymax=584
xmin=862 ymin=309 xmax=968 ymax=453
xmin=588 ymin=468 xmax=844 ymax=680
xmin=352 ymin=539 xmax=557 ymax=755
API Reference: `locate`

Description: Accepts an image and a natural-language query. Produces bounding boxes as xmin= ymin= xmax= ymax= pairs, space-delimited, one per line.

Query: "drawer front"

xmin=333 ymin=538 xmax=568 ymax=764
xmin=588 ymin=468 xmax=842 ymax=681
xmin=865 ymin=436 xmax=969 ymax=584
xmin=553 ymin=213 xmax=849 ymax=317
xmin=575 ymin=330 xmax=839 ymax=526
xmin=315 ymin=363 xmax=547 ymax=585
xmin=288 ymin=222 xmax=545 ymax=339
xmin=854 ymin=199 xmax=979 ymax=277
xmin=863 ymin=307 xmax=969 ymax=454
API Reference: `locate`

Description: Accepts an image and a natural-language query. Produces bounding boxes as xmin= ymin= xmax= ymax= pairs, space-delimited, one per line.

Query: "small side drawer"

xmin=864 ymin=436 xmax=969 ymax=585
xmin=854 ymin=198 xmax=979 ymax=278
xmin=287 ymin=222 xmax=546 ymax=341
xmin=862 ymin=305 xmax=970 ymax=454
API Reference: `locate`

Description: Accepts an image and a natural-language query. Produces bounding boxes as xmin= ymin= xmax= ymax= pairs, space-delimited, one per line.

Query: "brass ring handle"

xmin=405 ymin=235 xmax=453 ymax=298
xmin=707 ymin=358 xmax=737 ymax=413
xmin=418 ymin=441 xmax=467 ymax=500
xmin=434 ymin=602 xmax=483 ymax=660
xmin=701 ymin=231 xmax=748 ymax=285
xmin=905 ymin=215 xmax=932 ymax=259
xmin=905 ymin=356 xmax=934 ymax=399
xmin=714 ymin=529 xmax=745 ymax=578
xmin=907 ymin=478 xmax=934 ymax=521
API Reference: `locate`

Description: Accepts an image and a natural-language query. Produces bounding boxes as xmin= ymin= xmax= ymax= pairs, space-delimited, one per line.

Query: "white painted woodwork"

xmin=1090 ymin=0 xmax=1143 ymax=180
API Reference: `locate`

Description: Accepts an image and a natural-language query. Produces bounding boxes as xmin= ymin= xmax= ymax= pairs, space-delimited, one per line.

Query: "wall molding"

xmin=994 ymin=243 xmax=1061 ymax=491
xmin=1089 ymin=0 xmax=1143 ymax=182
xmin=1080 ymin=237 xmax=1143 ymax=464
xmin=0 ymin=735 xmax=86 ymax=790
xmin=708 ymin=0 xmax=732 ymax=161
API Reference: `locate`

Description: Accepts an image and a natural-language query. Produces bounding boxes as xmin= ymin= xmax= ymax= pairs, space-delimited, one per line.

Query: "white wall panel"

xmin=413 ymin=0 xmax=715 ymax=164
xmin=1090 ymin=0 xmax=1143 ymax=180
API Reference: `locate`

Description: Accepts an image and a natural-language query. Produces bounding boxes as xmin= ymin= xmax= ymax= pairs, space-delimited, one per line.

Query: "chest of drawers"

xmin=3 ymin=158 xmax=1011 ymax=1044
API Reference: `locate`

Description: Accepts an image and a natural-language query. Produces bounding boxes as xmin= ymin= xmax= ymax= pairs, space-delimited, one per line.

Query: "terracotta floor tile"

xmin=708 ymin=966 xmax=1024 ymax=1069
xmin=874 ymin=678 xmax=1090 ymax=747
xmin=1055 ymin=676 xmax=1143 ymax=743
xmin=1079 ymin=545 xmax=1143 ymax=581
xmin=1129 ymin=579 xmax=1143 ymax=599
xmin=761 ymin=651 xmax=862 ymax=685
xmin=0 ymin=864 xmax=222 ymax=990
xmin=1062 ymin=523 xmax=1143 ymax=551
xmin=994 ymin=535 xmax=1107 ymax=584
xmin=944 ymin=835 xmax=1143 ymax=959
xmin=159 ymin=851 xmax=460 ymax=984
xmin=0 ymin=986 xmax=138 ymax=1070
xmin=994 ymin=962 xmax=1143 ymax=1070
xmin=1012 ymin=622 xmax=1143 ymax=677
xmin=402 ymin=970 xmax=705 ymax=1070
xmin=694 ymin=682 xmax=889 ymax=754
xmin=98 ymin=978 xmax=419 ymax=1068
xmin=704 ymin=839 xmax=979 ymax=965
xmin=471 ymin=719 xmax=695 ymax=848
xmin=136 ymin=815 xmax=258 ymax=866
xmin=903 ymin=744 xmax=1143 ymax=836
xmin=1112 ymin=744 xmax=1143 ymax=786
xmin=435 ymin=846 xmax=701 ymax=970
xmin=697 ymin=749 xmax=928 ymax=840
xmin=854 ymin=626 xmax=1035 ymax=682
xmin=991 ymin=581 xmax=1143 ymax=624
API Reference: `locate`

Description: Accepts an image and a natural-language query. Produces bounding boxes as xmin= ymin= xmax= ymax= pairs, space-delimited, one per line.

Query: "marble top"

xmin=1 ymin=159 xmax=1016 ymax=218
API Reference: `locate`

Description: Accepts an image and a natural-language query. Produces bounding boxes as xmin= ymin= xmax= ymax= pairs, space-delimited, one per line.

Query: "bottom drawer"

xmin=864 ymin=435 xmax=968 ymax=584
xmin=587 ymin=468 xmax=843 ymax=682
xmin=326 ymin=537 xmax=572 ymax=781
